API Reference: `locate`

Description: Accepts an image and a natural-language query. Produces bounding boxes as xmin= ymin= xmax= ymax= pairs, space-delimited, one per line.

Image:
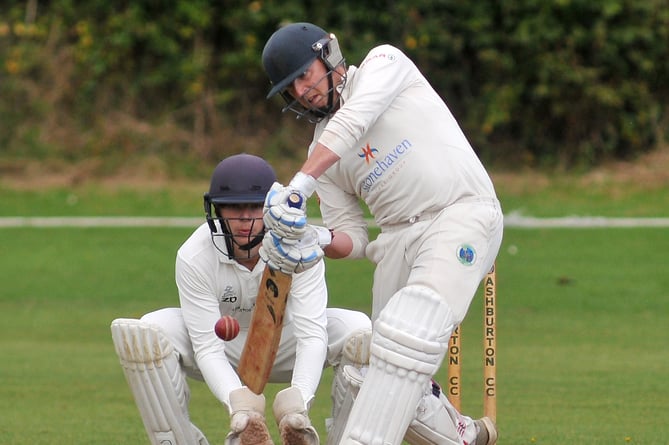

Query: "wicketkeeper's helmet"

xmin=204 ymin=154 xmax=277 ymax=259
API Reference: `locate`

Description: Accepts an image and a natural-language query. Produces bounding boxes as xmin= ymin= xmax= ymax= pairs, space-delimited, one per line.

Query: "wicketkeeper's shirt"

xmin=175 ymin=222 xmax=328 ymax=407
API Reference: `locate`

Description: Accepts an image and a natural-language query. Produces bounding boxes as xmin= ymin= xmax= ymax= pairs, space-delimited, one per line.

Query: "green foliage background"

xmin=1 ymin=0 xmax=668 ymax=174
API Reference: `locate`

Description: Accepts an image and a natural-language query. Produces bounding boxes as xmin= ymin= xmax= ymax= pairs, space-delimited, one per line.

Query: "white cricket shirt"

xmin=175 ymin=223 xmax=328 ymax=406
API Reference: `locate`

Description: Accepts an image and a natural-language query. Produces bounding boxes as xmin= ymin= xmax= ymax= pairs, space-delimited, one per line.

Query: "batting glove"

xmin=262 ymin=173 xmax=317 ymax=243
xmin=259 ymin=226 xmax=325 ymax=274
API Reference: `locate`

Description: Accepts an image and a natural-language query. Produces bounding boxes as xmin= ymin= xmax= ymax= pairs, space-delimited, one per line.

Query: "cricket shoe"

xmin=473 ymin=417 xmax=497 ymax=445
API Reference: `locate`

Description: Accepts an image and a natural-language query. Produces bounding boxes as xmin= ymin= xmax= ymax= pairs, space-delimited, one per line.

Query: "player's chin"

xmin=309 ymin=96 xmax=327 ymax=109
xmin=235 ymin=233 xmax=262 ymax=242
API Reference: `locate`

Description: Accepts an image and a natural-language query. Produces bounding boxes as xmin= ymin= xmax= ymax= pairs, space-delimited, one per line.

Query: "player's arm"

xmin=299 ymin=142 xmax=340 ymax=180
xmin=286 ymin=261 xmax=329 ymax=399
xmin=273 ymin=43 xmax=413 ymax=197
xmin=268 ymin=261 xmax=328 ymax=445
xmin=175 ymin=254 xmax=242 ymax=407
xmin=268 ymin=46 xmax=413 ymax=225
xmin=316 ymin=45 xmax=415 ymax=163
xmin=271 ymin=47 xmax=412 ymax=244
xmin=317 ymin=173 xmax=369 ymax=260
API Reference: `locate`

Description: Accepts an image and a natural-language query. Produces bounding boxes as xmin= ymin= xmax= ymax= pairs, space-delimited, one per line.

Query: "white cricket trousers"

xmin=366 ymin=197 xmax=503 ymax=324
xmin=141 ymin=307 xmax=371 ymax=383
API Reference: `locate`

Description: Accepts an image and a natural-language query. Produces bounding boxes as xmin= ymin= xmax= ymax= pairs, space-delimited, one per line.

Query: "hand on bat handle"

xmin=263 ymin=181 xmax=310 ymax=243
xmin=259 ymin=227 xmax=324 ymax=274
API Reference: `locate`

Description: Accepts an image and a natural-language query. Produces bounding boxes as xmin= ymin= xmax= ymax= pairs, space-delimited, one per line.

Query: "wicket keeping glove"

xmin=262 ymin=173 xmax=317 ymax=243
xmin=273 ymin=387 xmax=319 ymax=445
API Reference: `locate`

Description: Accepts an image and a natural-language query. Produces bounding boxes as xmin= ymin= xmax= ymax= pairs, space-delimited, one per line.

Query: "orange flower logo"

xmin=358 ymin=143 xmax=378 ymax=164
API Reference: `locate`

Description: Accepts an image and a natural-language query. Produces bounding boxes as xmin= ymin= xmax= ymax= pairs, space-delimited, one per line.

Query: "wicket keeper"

xmin=111 ymin=153 xmax=371 ymax=445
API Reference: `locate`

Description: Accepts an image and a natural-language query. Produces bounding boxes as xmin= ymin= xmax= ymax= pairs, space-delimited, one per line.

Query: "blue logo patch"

xmin=456 ymin=244 xmax=476 ymax=266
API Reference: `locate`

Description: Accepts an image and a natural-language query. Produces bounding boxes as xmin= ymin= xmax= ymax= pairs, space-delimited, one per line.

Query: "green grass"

xmin=1 ymin=225 xmax=668 ymax=444
xmin=0 ymin=182 xmax=207 ymax=217
xmin=490 ymin=228 xmax=669 ymax=444
xmin=2 ymin=167 xmax=669 ymax=218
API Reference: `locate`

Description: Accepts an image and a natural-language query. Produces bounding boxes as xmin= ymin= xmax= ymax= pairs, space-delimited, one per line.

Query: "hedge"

xmin=1 ymin=0 xmax=667 ymax=173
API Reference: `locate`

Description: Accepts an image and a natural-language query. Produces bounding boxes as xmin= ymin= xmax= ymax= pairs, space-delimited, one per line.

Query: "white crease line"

xmin=502 ymin=215 xmax=669 ymax=228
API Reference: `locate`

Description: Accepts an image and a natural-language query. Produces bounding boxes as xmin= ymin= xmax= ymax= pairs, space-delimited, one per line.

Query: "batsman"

xmin=110 ymin=154 xmax=371 ymax=445
xmin=261 ymin=23 xmax=504 ymax=445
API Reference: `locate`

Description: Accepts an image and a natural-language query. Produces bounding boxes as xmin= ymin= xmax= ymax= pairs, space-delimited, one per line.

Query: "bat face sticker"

xmin=264 ymin=277 xmax=281 ymax=324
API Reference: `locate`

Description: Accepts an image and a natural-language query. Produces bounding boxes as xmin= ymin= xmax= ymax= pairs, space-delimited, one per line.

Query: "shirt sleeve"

xmin=175 ymin=252 xmax=242 ymax=410
xmin=316 ymin=172 xmax=369 ymax=259
xmin=285 ymin=259 xmax=329 ymax=404
xmin=318 ymin=45 xmax=417 ymax=158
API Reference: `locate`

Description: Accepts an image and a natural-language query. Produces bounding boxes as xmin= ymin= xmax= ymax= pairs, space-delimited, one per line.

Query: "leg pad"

xmin=111 ymin=318 xmax=209 ymax=445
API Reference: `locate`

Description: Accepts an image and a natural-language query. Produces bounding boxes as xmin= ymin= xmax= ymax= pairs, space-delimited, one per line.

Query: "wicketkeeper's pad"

xmin=111 ymin=318 xmax=209 ymax=445
xmin=327 ymin=329 xmax=372 ymax=445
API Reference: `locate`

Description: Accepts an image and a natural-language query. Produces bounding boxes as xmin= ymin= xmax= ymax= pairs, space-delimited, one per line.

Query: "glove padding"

xmin=259 ymin=226 xmax=324 ymax=274
xmin=225 ymin=387 xmax=273 ymax=445
xmin=263 ymin=182 xmax=308 ymax=244
xmin=273 ymin=387 xmax=319 ymax=445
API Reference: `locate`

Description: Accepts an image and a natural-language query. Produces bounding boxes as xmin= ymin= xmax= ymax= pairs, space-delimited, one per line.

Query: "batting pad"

xmin=338 ymin=285 xmax=456 ymax=445
xmin=111 ymin=318 xmax=209 ymax=445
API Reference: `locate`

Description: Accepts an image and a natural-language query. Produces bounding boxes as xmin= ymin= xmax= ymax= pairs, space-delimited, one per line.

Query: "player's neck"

xmin=236 ymin=256 xmax=259 ymax=271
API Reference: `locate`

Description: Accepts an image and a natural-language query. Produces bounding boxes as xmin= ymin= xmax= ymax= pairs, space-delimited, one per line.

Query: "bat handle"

xmin=287 ymin=192 xmax=303 ymax=209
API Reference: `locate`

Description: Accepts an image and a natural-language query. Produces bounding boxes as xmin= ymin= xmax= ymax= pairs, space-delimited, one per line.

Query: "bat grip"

xmin=287 ymin=192 xmax=303 ymax=209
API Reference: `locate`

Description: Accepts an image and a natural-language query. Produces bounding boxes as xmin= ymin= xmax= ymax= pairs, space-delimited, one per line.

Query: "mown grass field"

xmin=1 ymin=168 xmax=668 ymax=444
xmin=1 ymin=225 xmax=667 ymax=444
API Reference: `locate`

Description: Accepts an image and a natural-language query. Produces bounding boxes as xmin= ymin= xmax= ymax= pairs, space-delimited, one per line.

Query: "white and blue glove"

xmin=262 ymin=173 xmax=317 ymax=244
xmin=259 ymin=225 xmax=332 ymax=274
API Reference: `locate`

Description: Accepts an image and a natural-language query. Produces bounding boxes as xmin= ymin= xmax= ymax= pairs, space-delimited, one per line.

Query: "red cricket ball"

xmin=214 ymin=315 xmax=240 ymax=341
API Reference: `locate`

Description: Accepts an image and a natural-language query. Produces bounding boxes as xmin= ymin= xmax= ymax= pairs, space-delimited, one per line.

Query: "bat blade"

xmin=238 ymin=266 xmax=292 ymax=394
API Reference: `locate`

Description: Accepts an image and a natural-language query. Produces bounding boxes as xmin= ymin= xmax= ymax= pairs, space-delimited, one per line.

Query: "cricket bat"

xmin=238 ymin=192 xmax=302 ymax=394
